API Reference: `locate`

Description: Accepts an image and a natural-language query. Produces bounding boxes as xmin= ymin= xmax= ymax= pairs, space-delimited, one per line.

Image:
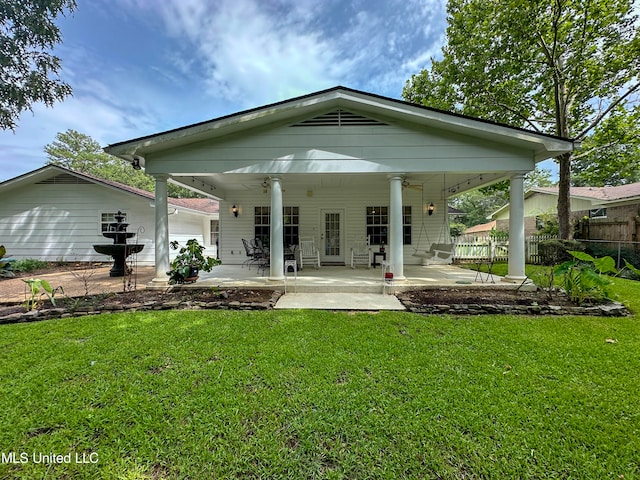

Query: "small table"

xmin=372 ymin=251 xmax=386 ymax=267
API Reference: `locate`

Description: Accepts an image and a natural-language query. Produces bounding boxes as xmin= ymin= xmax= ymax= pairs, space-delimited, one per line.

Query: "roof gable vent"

xmin=36 ymin=173 xmax=93 ymax=185
xmin=292 ymin=109 xmax=387 ymax=127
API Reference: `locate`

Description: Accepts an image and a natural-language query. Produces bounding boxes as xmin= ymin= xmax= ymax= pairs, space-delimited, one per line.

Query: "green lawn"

xmin=1 ymin=279 xmax=639 ymax=479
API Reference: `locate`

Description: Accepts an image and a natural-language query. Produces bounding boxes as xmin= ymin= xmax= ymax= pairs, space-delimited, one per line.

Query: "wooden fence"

xmin=581 ymin=216 xmax=640 ymax=244
xmin=451 ymin=234 xmax=557 ymax=264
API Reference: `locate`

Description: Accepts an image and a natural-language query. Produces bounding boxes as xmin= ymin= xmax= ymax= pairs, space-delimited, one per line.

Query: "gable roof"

xmin=0 ymin=165 xmax=219 ymax=215
xmin=491 ymin=182 xmax=640 ymax=218
xmin=465 ymin=220 xmax=497 ymax=234
xmin=105 ymin=86 xmax=577 ymax=165
xmin=531 ymin=183 xmax=640 ymax=202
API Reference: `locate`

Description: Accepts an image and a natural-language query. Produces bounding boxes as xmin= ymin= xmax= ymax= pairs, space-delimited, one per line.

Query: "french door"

xmin=320 ymin=209 xmax=344 ymax=264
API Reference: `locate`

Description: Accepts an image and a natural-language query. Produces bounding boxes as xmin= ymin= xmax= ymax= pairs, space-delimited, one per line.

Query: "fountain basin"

xmin=93 ymin=244 xmax=144 ymax=277
xmin=102 ymin=231 xmax=136 ymax=243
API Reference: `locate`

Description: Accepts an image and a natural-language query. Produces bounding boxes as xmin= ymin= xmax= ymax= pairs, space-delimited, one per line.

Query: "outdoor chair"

xmin=253 ymin=238 xmax=270 ymax=275
xmin=350 ymin=236 xmax=371 ymax=268
xmin=298 ymin=236 xmax=320 ymax=270
xmin=241 ymin=238 xmax=260 ymax=269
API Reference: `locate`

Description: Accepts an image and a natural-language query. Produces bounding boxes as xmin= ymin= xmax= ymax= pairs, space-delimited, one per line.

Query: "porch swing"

xmin=410 ymin=179 xmax=454 ymax=265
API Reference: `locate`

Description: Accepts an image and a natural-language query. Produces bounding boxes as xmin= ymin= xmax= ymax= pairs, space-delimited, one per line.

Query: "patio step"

xmin=282 ymin=283 xmax=390 ymax=294
xmin=275 ymin=292 xmax=405 ymax=310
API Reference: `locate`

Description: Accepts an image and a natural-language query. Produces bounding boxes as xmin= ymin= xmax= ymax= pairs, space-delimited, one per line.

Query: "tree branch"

xmin=571 ymin=141 xmax=618 ymax=160
xmin=576 ymin=81 xmax=640 ymax=139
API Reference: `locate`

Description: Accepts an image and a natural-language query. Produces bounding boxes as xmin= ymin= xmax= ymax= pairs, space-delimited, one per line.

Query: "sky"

xmin=0 ymin=0 xmax=450 ymax=182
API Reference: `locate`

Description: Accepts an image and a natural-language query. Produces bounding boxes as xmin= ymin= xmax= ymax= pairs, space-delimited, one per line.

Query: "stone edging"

xmin=0 ymin=291 xmax=284 ymax=325
xmin=0 ymin=290 xmax=631 ymax=325
xmin=401 ymin=301 xmax=630 ymax=317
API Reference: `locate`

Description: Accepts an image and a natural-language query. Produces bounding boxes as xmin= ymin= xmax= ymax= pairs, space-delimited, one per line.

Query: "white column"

xmin=389 ymin=175 xmax=406 ymax=280
xmin=269 ymin=177 xmax=284 ymax=281
xmin=151 ymin=174 xmax=170 ymax=285
xmin=505 ymin=173 xmax=526 ymax=282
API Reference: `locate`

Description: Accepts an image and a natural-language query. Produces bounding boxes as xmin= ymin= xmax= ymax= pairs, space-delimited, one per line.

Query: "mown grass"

xmin=1 ymin=280 xmax=639 ymax=479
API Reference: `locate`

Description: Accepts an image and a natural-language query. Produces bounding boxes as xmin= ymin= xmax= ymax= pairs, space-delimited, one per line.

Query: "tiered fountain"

xmin=93 ymin=211 xmax=144 ymax=277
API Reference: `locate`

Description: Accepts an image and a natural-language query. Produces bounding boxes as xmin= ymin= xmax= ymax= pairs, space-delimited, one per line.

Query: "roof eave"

xmin=104 ymin=86 xmax=577 ymax=161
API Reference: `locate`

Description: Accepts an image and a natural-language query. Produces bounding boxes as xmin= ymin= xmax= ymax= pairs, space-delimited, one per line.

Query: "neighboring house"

xmin=464 ymin=220 xmax=497 ymax=237
xmin=104 ymin=86 xmax=576 ymax=283
xmin=0 ymin=165 xmax=219 ymax=264
xmin=492 ymin=183 xmax=640 ymax=240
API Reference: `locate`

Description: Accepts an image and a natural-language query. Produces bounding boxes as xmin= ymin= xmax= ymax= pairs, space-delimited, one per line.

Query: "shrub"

xmin=11 ymin=258 xmax=50 ymax=273
xmin=538 ymin=239 xmax=584 ymax=266
xmin=0 ymin=245 xmax=14 ymax=278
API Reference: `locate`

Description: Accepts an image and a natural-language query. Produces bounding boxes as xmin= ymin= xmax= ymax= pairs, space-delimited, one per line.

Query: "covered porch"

xmin=104 ymin=87 xmax=576 ymax=288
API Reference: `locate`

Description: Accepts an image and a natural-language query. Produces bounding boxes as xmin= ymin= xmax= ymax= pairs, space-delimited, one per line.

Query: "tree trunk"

xmin=557 ymin=152 xmax=572 ymax=239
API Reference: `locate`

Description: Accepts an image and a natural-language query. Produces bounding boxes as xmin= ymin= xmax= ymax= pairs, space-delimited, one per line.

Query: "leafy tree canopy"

xmin=454 ymin=166 xmax=554 ymax=229
xmin=1 ymin=0 xmax=76 ymax=130
xmin=403 ymin=0 xmax=640 ymax=237
xmin=44 ymin=129 xmax=202 ymax=198
xmin=572 ymin=105 xmax=640 ymax=186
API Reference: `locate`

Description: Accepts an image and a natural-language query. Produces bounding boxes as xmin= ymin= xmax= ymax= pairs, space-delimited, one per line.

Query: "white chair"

xmin=298 ymin=237 xmax=320 ymax=270
xmin=284 ymin=259 xmax=297 ymax=293
xmin=350 ymin=237 xmax=371 ymax=268
xmin=381 ymin=260 xmax=394 ymax=295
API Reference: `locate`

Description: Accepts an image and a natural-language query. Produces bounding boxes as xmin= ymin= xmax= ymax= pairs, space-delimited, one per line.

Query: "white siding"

xmin=0 ymin=182 xmax=213 ymax=264
xmin=494 ymin=192 xmax=595 ymax=220
xmin=219 ymin=180 xmax=448 ymax=266
xmin=147 ymin=122 xmax=533 ymax=176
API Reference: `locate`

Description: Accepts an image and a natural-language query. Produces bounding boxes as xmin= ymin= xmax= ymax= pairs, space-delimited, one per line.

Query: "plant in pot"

xmin=168 ymin=238 xmax=220 ymax=284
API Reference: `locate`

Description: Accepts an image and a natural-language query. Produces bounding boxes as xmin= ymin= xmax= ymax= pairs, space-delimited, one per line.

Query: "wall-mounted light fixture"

xmin=132 ymin=157 xmax=141 ymax=170
xmin=427 ymin=203 xmax=435 ymax=216
xmin=232 ymin=205 xmax=239 ymax=217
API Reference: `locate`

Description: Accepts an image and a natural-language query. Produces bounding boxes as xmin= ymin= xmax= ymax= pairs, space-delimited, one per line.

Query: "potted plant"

xmin=167 ymin=238 xmax=220 ymax=284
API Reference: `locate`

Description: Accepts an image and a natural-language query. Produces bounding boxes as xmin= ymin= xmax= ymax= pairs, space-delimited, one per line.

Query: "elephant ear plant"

xmin=0 ymin=245 xmax=16 ymax=278
xmin=167 ymin=238 xmax=220 ymax=284
xmin=554 ymin=251 xmax=618 ymax=305
xmin=22 ymin=278 xmax=64 ymax=311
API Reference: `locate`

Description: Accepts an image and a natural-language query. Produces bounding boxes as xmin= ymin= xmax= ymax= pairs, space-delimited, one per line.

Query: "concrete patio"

xmin=187 ymin=263 xmax=525 ymax=294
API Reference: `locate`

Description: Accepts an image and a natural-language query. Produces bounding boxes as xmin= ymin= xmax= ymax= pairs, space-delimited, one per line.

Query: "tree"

xmin=45 ymin=129 xmax=155 ymax=191
xmin=524 ymin=166 xmax=555 ymax=190
xmin=571 ymin=105 xmax=640 ymax=186
xmin=403 ymin=0 xmax=640 ymax=238
xmin=450 ymin=189 xmax=508 ymax=228
xmin=44 ymin=129 xmax=201 ymax=198
xmin=1 ymin=0 xmax=76 ymax=131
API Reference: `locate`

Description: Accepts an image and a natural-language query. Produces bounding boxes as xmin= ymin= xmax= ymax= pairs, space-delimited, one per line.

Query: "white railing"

xmin=450 ymin=234 xmax=557 ymax=264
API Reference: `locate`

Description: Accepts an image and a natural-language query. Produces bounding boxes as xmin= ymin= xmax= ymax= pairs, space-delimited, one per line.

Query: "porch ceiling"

xmin=170 ymin=171 xmax=509 ymax=199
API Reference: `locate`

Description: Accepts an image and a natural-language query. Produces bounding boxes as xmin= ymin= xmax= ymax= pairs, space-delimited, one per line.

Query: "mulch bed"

xmin=397 ymin=287 xmax=576 ymax=307
xmin=0 ymin=288 xmax=277 ymax=321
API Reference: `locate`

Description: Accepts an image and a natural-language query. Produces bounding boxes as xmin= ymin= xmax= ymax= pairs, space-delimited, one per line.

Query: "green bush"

xmin=584 ymin=243 xmax=640 ymax=272
xmin=0 ymin=245 xmax=14 ymax=277
xmin=11 ymin=258 xmax=50 ymax=273
xmin=538 ymin=239 xmax=584 ymax=266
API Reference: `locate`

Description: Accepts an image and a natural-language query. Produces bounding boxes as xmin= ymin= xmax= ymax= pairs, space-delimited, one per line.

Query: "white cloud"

xmin=155 ymin=0 xmax=350 ymax=107
xmin=0 ymin=0 xmax=448 ymax=181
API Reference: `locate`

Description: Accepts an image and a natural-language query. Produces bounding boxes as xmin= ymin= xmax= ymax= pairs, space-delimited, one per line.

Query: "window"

xmin=366 ymin=206 xmax=388 ymax=245
xmin=254 ymin=207 xmax=271 ymax=245
xmin=403 ymin=206 xmax=412 ymax=245
xmin=283 ymin=206 xmax=299 ymax=247
xmin=365 ymin=206 xmax=411 ymax=245
xmin=589 ymin=208 xmax=607 ymax=219
xmin=101 ymin=212 xmax=126 ymax=232
xmin=254 ymin=206 xmax=300 ymax=246
xmin=210 ymin=220 xmax=219 ymax=247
